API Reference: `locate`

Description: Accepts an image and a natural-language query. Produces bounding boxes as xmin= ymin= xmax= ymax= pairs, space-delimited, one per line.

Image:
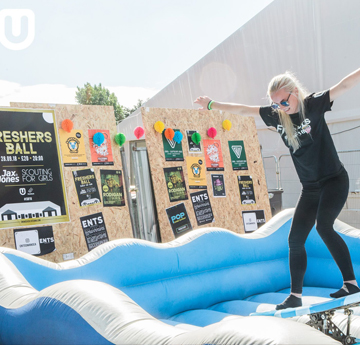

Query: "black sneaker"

xmin=276 ymin=294 xmax=302 ymax=310
xmin=330 ymin=283 xmax=360 ymax=299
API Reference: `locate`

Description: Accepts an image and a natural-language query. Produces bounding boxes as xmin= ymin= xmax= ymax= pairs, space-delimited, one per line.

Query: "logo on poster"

xmin=0 ymin=9 xmax=35 ymax=50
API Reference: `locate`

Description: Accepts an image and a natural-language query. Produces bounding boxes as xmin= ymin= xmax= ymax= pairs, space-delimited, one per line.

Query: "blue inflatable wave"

xmin=1 ymin=209 xmax=359 ymax=344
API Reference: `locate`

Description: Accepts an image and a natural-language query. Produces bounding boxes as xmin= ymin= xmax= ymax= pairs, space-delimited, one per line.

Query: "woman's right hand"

xmin=194 ymin=96 xmax=211 ymax=111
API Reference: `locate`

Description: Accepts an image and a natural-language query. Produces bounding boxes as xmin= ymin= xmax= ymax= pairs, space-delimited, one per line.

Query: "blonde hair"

xmin=267 ymin=71 xmax=308 ymax=152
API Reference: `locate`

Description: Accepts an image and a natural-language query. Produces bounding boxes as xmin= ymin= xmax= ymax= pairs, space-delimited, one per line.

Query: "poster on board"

xmin=242 ymin=210 xmax=266 ymax=233
xmin=165 ymin=203 xmax=192 ymax=238
xmin=72 ymin=168 xmax=101 ymax=207
xmin=0 ymin=108 xmax=69 ymax=229
xmin=100 ymin=170 xmax=125 ymax=207
xmin=88 ymin=129 xmax=114 ymax=166
xmin=186 ymin=130 xmax=202 ymax=153
xmin=59 ymin=129 xmax=87 ymax=167
xmin=186 ymin=156 xmax=207 ymax=189
xmin=203 ymin=139 xmax=224 ymax=171
xmin=162 ymin=129 xmax=184 ymax=161
xmin=80 ymin=212 xmax=109 ymax=251
xmin=163 ymin=166 xmax=188 ymax=202
xmin=228 ymin=140 xmax=248 ymax=170
xmin=238 ymin=175 xmax=256 ymax=205
xmin=14 ymin=225 xmax=55 ymax=256
xmin=211 ymin=174 xmax=226 ymax=197
xmin=190 ymin=190 xmax=214 ymax=226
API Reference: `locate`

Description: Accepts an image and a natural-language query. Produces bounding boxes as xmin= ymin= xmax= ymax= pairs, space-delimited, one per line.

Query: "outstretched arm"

xmin=194 ymin=96 xmax=260 ymax=116
xmin=330 ymin=68 xmax=360 ymax=102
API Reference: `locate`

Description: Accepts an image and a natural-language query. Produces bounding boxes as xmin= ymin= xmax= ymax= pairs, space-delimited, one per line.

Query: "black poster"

xmin=164 ymin=166 xmax=188 ymax=202
xmin=100 ymin=170 xmax=125 ymax=207
xmin=238 ymin=175 xmax=256 ymax=205
xmin=166 ymin=203 xmax=192 ymax=238
xmin=186 ymin=130 xmax=201 ymax=153
xmin=14 ymin=226 xmax=55 ymax=256
xmin=242 ymin=210 xmax=266 ymax=233
xmin=190 ymin=190 xmax=214 ymax=226
xmin=72 ymin=168 xmax=101 ymax=207
xmin=80 ymin=212 xmax=109 ymax=251
xmin=211 ymin=174 xmax=226 ymax=197
xmin=0 ymin=109 xmax=69 ymax=229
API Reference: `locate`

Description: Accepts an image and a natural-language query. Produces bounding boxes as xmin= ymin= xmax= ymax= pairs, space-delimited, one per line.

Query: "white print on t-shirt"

xmin=313 ymin=91 xmax=325 ymax=98
xmin=277 ymin=118 xmax=312 ymax=140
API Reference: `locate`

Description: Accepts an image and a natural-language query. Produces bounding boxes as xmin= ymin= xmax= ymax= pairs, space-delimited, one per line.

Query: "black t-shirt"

xmin=259 ymin=90 xmax=343 ymax=184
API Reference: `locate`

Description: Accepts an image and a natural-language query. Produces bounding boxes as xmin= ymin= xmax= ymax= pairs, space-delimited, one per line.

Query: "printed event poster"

xmin=190 ymin=190 xmax=214 ymax=226
xmin=203 ymin=139 xmax=224 ymax=171
xmin=80 ymin=212 xmax=109 ymax=251
xmin=0 ymin=109 xmax=69 ymax=229
xmin=228 ymin=140 xmax=248 ymax=170
xmin=242 ymin=210 xmax=266 ymax=233
xmin=59 ymin=129 xmax=87 ymax=166
xmin=211 ymin=174 xmax=226 ymax=197
xmin=166 ymin=203 xmax=192 ymax=238
xmin=88 ymin=129 xmax=114 ymax=166
xmin=162 ymin=129 xmax=184 ymax=161
xmin=14 ymin=226 xmax=55 ymax=256
xmin=186 ymin=156 xmax=207 ymax=189
xmin=72 ymin=168 xmax=101 ymax=207
xmin=186 ymin=130 xmax=202 ymax=153
xmin=100 ymin=170 xmax=125 ymax=207
xmin=238 ymin=175 xmax=256 ymax=204
xmin=163 ymin=166 xmax=188 ymax=202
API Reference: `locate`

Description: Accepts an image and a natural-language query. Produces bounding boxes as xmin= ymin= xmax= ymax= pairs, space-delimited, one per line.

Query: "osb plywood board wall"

xmin=1 ymin=102 xmax=133 ymax=262
xmin=142 ymin=107 xmax=271 ymax=243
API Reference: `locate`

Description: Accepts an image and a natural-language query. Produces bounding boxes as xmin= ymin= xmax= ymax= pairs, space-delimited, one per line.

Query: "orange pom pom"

xmin=61 ymin=119 xmax=73 ymax=133
xmin=164 ymin=128 xmax=175 ymax=140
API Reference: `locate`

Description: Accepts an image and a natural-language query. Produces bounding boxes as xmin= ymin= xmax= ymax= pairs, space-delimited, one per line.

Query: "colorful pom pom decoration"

xmin=222 ymin=119 xmax=232 ymax=131
xmin=93 ymin=132 xmax=105 ymax=146
xmin=164 ymin=128 xmax=175 ymax=140
xmin=61 ymin=119 xmax=73 ymax=133
xmin=134 ymin=126 xmax=145 ymax=140
xmin=207 ymin=127 xmax=217 ymax=139
xmin=114 ymin=133 xmax=126 ymax=147
xmin=191 ymin=132 xmax=201 ymax=145
xmin=173 ymin=131 xmax=183 ymax=144
xmin=154 ymin=121 xmax=165 ymax=133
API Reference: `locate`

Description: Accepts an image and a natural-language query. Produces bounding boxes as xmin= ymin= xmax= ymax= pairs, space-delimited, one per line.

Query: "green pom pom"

xmin=191 ymin=132 xmax=201 ymax=145
xmin=115 ymin=133 xmax=126 ymax=146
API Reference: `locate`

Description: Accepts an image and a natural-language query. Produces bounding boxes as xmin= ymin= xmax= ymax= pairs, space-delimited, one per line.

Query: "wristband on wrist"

xmin=207 ymin=100 xmax=214 ymax=110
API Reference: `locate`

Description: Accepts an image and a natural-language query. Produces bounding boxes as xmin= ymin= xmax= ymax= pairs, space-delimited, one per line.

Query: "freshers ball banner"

xmin=0 ymin=109 xmax=69 ymax=229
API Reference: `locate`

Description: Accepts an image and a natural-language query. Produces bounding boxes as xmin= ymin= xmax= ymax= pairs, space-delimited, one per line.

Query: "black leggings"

xmin=289 ymin=168 xmax=355 ymax=294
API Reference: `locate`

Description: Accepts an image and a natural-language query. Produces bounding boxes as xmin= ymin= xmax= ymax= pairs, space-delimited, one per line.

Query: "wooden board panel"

xmin=142 ymin=107 xmax=271 ymax=243
xmin=0 ymin=102 xmax=133 ymax=262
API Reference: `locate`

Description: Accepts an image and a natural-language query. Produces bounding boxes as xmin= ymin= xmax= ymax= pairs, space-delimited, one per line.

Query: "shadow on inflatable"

xmin=1 ymin=208 xmax=360 ymax=344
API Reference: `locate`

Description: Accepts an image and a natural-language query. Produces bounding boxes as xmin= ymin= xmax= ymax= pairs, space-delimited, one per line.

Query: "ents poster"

xmin=163 ymin=166 xmax=188 ymax=202
xmin=100 ymin=170 xmax=125 ymax=207
xmin=0 ymin=109 xmax=69 ymax=229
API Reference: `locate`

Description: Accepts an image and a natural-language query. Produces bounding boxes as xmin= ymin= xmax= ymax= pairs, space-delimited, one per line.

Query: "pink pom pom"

xmin=207 ymin=127 xmax=217 ymax=139
xmin=134 ymin=126 xmax=145 ymax=139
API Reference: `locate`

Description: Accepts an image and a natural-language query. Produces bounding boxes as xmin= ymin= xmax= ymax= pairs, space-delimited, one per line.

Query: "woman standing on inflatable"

xmin=194 ymin=68 xmax=360 ymax=310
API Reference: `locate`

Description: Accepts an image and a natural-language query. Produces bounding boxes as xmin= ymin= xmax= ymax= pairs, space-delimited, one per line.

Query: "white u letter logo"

xmin=0 ymin=9 xmax=35 ymax=50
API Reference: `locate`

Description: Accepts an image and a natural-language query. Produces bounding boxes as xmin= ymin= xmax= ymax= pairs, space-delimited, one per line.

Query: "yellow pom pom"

xmin=222 ymin=119 xmax=232 ymax=131
xmin=154 ymin=121 xmax=165 ymax=133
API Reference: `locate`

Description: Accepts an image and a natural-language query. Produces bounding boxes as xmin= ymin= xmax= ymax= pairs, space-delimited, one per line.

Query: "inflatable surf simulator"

xmin=1 ymin=209 xmax=360 ymax=344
